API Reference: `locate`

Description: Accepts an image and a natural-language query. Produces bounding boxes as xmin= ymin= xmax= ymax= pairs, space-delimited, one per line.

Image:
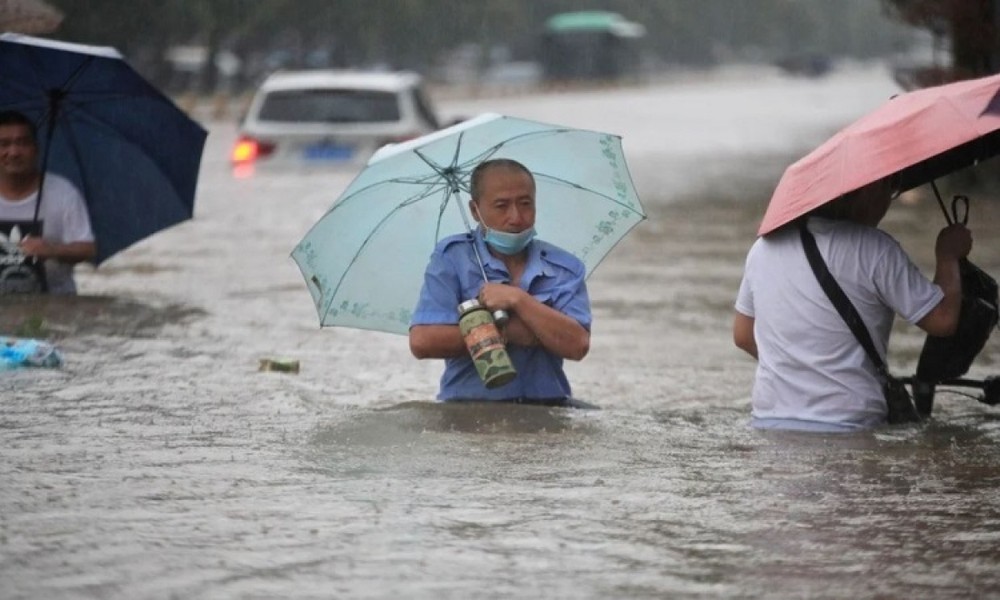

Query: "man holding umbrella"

xmin=0 ymin=110 xmax=95 ymax=294
xmin=409 ymin=158 xmax=592 ymax=406
xmin=733 ymin=72 xmax=1000 ymax=431
xmin=733 ymin=176 xmax=972 ymax=431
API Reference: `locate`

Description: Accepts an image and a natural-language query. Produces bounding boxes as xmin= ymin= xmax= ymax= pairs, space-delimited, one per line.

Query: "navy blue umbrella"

xmin=0 ymin=33 xmax=206 ymax=264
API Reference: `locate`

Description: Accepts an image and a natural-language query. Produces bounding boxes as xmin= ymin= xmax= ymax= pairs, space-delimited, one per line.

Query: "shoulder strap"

xmin=798 ymin=220 xmax=889 ymax=378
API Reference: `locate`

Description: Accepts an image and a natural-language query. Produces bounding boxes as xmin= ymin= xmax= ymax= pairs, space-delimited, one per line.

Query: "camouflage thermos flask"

xmin=457 ymin=299 xmax=517 ymax=389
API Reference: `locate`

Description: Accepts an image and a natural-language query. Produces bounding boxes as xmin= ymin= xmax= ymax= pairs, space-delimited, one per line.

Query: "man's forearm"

xmin=53 ymin=241 xmax=96 ymax=264
xmin=23 ymin=239 xmax=95 ymax=264
xmin=409 ymin=324 xmax=468 ymax=359
xmin=511 ymin=294 xmax=589 ymax=360
xmin=932 ymin=257 xmax=963 ymax=330
xmin=918 ymin=258 xmax=964 ymax=337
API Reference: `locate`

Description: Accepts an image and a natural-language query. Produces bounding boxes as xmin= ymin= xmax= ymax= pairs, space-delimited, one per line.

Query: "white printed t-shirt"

xmin=0 ymin=173 xmax=94 ymax=294
xmin=735 ymin=218 xmax=943 ymax=430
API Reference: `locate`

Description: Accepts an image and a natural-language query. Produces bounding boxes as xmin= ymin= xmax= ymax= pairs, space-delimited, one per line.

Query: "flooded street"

xmin=3 ymin=63 xmax=1000 ymax=599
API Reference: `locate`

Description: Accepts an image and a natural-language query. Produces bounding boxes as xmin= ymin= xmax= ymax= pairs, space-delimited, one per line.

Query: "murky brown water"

xmin=3 ymin=65 xmax=1000 ymax=599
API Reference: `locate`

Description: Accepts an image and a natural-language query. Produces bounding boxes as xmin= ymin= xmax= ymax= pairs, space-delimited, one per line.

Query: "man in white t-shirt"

xmin=733 ymin=176 xmax=972 ymax=431
xmin=0 ymin=110 xmax=95 ymax=294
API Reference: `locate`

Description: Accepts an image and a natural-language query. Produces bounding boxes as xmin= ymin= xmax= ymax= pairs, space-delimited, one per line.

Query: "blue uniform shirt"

xmin=411 ymin=229 xmax=591 ymax=401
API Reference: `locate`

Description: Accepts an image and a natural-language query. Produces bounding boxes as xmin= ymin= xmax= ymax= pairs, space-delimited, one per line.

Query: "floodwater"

xmin=3 ymin=63 xmax=1000 ymax=599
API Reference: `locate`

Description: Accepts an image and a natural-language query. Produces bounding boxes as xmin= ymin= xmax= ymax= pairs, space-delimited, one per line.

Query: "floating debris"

xmin=258 ymin=358 xmax=300 ymax=373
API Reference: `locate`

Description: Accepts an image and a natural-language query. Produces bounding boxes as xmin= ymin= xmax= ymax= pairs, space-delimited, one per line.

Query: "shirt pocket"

xmin=527 ymin=276 xmax=560 ymax=307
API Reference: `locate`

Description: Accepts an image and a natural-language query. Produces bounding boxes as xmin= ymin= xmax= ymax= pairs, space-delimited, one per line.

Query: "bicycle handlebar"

xmin=901 ymin=375 xmax=1000 ymax=406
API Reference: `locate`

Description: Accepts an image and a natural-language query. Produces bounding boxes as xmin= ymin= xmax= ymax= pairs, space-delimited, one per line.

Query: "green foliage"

xmin=44 ymin=0 xmax=916 ymax=90
xmin=881 ymin=0 xmax=999 ymax=78
xmin=14 ymin=315 xmax=47 ymax=338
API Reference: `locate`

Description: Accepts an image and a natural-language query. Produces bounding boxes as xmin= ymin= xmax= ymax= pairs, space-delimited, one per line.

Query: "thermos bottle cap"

xmin=457 ymin=298 xmax=482 ymax=314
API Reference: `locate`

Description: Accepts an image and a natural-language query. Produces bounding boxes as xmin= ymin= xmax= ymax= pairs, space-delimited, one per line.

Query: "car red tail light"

xmin=231 ymin=136 xmax=276 ymax=163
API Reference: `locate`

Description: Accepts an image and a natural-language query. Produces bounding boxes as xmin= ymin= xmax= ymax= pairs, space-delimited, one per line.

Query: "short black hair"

xmin=809 ymin=174 xmax=897 ymax=222
xmin=0 ymin=110 xmax=37 ymax=142
xmin=809 ymin=193 xmax=853 ymax=221
xmin=470 ymin=158 xmax=533 ymax=201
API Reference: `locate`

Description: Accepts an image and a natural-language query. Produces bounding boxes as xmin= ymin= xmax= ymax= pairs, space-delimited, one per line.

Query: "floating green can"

xmin=457 ymin=299 xmax=517 ymax=389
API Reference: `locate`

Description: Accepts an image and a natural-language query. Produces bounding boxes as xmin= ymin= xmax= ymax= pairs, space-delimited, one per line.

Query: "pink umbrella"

xmin=759 ymin=72 xmax=1000 ymax=236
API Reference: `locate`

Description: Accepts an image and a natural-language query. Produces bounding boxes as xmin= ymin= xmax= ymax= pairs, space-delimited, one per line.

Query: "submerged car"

xmin=231 ymin=70 xmax=441 ymax=170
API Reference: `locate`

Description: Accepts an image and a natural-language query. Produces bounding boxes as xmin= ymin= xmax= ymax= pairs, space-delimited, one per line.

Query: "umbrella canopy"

xmin=292 ymin=112 xmax=646 ymax=335
xmin=0 ymin=0 xmax=62 ymax=34
xmin=759 ymin=72 xmax=1000 ymax=236
xmin=0 ymin=33 xmax=207 ymax=263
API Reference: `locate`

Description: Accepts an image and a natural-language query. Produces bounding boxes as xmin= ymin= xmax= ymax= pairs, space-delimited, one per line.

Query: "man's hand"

xmin=19 ymin=236 xmax=96 ymax=264
xmin=477 ymin=281 xmax=526 ymax=312
xmin=935 ymin=223 xmax=972 ymax=262
xmin=477 ymin=281 xmax=589 ymax=360
xmin=918 ymin=223 xmax=974 ymax=337
xmin=18 ymin=235 xmax=53 ymax=258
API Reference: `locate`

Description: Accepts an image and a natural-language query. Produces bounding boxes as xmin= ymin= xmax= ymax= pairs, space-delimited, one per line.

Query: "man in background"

xmin=0 ymin=110 xmax=95 ymax=294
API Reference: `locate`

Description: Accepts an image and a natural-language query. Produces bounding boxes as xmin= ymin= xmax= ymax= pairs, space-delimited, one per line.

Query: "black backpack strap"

xmin=798 ymin=220 xmax=889 ymax=379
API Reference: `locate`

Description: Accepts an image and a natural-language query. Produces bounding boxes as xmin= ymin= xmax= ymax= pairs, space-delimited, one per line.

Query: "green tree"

xmin=44 ymin=0 xmax=917 ymax=92
xmin=883 ymin=0 xmax=999 ymax=80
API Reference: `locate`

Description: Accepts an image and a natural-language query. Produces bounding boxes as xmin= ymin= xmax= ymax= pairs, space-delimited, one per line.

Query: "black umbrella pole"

xmin=929 ymin=180 xmax=953 ymax=224
xmin=452 ymin=187 xmax=509 ymax=326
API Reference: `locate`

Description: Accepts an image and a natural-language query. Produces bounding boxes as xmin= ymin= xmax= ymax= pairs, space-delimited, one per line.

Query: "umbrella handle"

xmin=930 ymin=181 xmax=971 ymax=227
xmin=951 ymin=195 xmax=969 ymax=226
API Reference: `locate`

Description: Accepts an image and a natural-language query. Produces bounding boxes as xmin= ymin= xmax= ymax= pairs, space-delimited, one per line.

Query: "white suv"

xmin=232 ymin=70 xmax=440 ymax=170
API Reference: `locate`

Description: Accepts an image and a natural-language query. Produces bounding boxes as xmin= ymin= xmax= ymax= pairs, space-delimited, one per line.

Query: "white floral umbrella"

xmin=292 ymin=112 xmax=646 ymax=334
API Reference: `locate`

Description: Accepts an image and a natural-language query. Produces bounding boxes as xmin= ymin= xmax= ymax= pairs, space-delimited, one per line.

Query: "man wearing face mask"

xmin=409 ymin=158 xmax=592 ymax=405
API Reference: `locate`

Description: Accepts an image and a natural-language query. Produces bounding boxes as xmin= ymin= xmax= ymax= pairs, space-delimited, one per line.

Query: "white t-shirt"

xmin=735 ymin=218 xmax=943 ymax=430
xmin=0 ymin=173 xmax=94 ymax=294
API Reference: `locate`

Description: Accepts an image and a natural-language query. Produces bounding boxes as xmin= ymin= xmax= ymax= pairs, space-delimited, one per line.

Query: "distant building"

xmin=539 ymin=11 xmax=645 ymax=83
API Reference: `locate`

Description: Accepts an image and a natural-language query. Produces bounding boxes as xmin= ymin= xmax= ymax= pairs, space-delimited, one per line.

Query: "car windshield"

xmin=257 ymin=88 xmax=402 ymax=123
